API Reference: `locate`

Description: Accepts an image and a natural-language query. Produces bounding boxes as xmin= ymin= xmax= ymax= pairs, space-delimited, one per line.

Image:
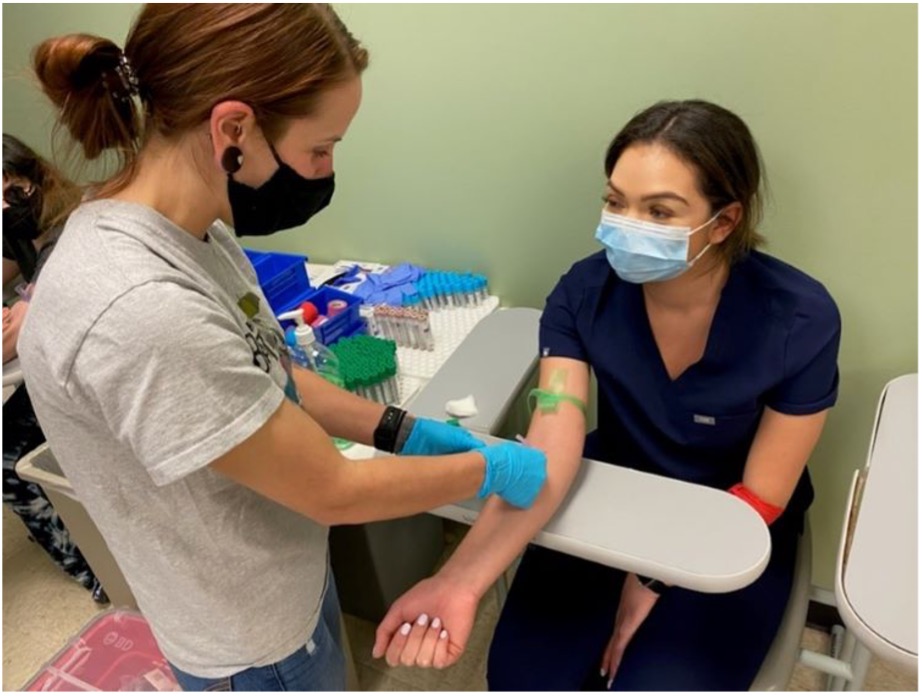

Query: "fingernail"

xmin=432 ymin=617 xmax=442 ymax=630
xmin=607 ymin=678 xmax=613 ymax=689
xmin=400 ymin=623 xmax=411 ymax=636
xmin=417 ymin=613 xmax=429 ymax=626
xmin=600 ymin=668 xmax=606 ymax=677
xmin=440 ymin=630 xmax=448 ymax=640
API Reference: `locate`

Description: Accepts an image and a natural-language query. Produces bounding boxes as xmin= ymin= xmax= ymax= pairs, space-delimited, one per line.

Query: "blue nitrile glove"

xmin=477 ymin=442 xmax=548 ymax=509
xmin=380 ymin=263 xmax=424 ymax=287
xmin=399 ymin=418 xmax=486 ymax=456
xmin=354 ymin=275 xmax=381 ymax=302
xmin=330 ymin=264 xmax=363 ymax=287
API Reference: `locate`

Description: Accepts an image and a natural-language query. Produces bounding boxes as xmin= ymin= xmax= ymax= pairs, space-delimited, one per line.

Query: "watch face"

xmin=375 ymin=407 xmax=406 ymax=453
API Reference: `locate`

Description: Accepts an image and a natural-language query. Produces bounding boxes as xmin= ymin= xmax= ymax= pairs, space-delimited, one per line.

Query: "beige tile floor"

xmin=3 ymin=507 xmax=917 ymax=691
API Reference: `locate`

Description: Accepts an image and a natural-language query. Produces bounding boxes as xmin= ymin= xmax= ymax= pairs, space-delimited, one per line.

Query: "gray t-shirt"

xmin=18 ymin=199 xmax=329 ymax=677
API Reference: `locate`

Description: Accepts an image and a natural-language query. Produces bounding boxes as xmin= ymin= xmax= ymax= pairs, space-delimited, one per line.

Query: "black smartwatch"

xmin=373 ymin=406 xmax=407 ymax=453
xmin=635 ymin=573 xmax=669 ymax=595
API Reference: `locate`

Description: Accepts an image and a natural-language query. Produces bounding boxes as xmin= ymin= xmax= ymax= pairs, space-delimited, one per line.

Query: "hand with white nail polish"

xmin=372 ymin=573 xmax=479 ymax=670
xmin=386 ymin=613 xmax=433 ymax=668
xmin=411 ymin=615 xmax=449 ymax=669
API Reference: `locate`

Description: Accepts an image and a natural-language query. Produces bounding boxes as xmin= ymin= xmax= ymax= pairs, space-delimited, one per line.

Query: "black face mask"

xmin=3 ymin=201 xmax=41 ymax=241
xmin=226 ymin=145 xmax=335 ymax=237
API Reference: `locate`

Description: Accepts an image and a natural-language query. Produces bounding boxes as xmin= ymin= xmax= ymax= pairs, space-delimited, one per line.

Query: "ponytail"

xmin=32 ymin=33 xmax=141 ymax=194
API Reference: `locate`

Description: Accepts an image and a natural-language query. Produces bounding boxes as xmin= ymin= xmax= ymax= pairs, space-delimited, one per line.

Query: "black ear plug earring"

xmin=221 ymin=147 xmax=243 ymax=174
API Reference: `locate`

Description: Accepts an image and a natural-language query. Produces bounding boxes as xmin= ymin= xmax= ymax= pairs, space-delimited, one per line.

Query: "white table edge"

xmin=430 ymin=499 xmax=770 ymax=593
xmin=834 ymin=469 xmax=918 ymax=672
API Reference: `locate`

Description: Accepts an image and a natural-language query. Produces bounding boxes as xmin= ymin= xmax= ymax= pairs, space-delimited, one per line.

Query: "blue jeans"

xmin=169 ymin=573 xmax=346 ymax=691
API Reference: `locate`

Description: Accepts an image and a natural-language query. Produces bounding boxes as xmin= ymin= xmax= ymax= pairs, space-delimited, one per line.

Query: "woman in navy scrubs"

xmin=373 ymin=100 xmax=840 ymax=690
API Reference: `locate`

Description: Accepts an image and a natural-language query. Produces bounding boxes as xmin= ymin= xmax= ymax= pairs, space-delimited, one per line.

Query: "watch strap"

xmin=373 ymin=406 xmax=407 ymax=453
xmin=393 ymin=414 xmax=416 ymax=454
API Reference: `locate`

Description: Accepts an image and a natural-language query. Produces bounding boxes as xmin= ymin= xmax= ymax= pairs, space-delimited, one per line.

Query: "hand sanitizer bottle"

xmin=277 ymin=309 xmax=344 ymax=389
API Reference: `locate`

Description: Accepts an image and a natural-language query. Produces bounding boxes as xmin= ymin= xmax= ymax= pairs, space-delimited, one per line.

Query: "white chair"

xmin=750 ymin=518 xmax=813 ymax=690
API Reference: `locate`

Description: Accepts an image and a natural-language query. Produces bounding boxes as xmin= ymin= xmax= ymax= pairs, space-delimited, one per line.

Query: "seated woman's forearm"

xmin=436 ymin=410 xmax=586 ymax=597
xmin=741 ymin=407 xmax=828 ymax=509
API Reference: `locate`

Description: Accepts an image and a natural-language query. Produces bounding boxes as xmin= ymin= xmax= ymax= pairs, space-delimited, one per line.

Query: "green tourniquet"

xmin=528 ymin=389 xmax=587 ymax=414
xmin=528 ymin=369 xmax=586 ymax=414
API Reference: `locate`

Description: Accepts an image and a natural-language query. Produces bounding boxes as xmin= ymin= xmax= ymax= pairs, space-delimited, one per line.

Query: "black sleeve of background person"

xmin=32 ymin=225 xmax=63 ymax=283
xmin=2 ymin=236 xmax=37 ymax=283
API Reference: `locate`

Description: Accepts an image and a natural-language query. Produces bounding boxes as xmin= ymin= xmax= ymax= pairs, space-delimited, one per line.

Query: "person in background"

xmin=374 ymin=100 xmax=840 ymax=691
xmin=2 ymin=133 xmax=107 ymax=604
xmin=18 ymin=4 xmax=546 ymax=691
xmin=3 ymin=133 xmax=81 ymax=357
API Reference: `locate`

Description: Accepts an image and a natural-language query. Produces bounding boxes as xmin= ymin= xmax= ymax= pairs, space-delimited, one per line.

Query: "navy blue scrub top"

xmin=539 ymin=250 xmax=841 ymax=519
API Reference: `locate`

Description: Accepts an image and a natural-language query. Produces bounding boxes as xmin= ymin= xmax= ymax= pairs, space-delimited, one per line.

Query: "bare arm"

xmin=372 ymin=357 xmax=588 ymax=666
xmin=211 ymin=396 xmax=486 ymax=526
xmin=741 ymin=406 xmax=829 ymax=508
xmin=3 ymin=300 xmax=27 ymax=364
xmin=289 ymin=365 xmax=385 ymax=446
xmin=436 ymin=356 xmax=589 ymax=596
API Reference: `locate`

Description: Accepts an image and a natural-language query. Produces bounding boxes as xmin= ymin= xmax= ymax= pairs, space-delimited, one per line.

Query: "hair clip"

xmin=111 ymin=52 xmax=140 ymax=103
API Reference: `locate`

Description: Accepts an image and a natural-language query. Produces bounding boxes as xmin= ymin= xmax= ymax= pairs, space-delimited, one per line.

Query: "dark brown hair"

xmin=604 ymin=100 xmax=766 ymax=264
xmin=32 ymin=4 xmax=369 ymax=196
xmin=3 ymin=133 xmax=82 ymax=232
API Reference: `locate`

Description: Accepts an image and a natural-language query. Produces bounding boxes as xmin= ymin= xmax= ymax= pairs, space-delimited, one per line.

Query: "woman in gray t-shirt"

xmin=19 ymin=5 xmax=547 ymax=691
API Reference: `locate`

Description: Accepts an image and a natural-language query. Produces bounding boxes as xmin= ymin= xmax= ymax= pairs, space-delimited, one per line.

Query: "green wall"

xmin=3 ymin=4 xmax=917 ymax=591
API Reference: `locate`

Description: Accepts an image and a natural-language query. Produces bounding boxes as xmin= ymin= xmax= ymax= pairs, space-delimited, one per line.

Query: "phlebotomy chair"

xmin=750 ymin=517 xmax=813 ymax=690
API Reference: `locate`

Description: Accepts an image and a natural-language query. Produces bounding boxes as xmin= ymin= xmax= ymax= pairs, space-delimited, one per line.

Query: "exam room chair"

xmin=750 ymin=517 xmax=813 ymax=691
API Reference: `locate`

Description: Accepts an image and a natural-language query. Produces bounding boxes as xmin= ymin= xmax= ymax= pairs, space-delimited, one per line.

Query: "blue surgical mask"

xmin=595 ymin=209 xmax=721 ymax=284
